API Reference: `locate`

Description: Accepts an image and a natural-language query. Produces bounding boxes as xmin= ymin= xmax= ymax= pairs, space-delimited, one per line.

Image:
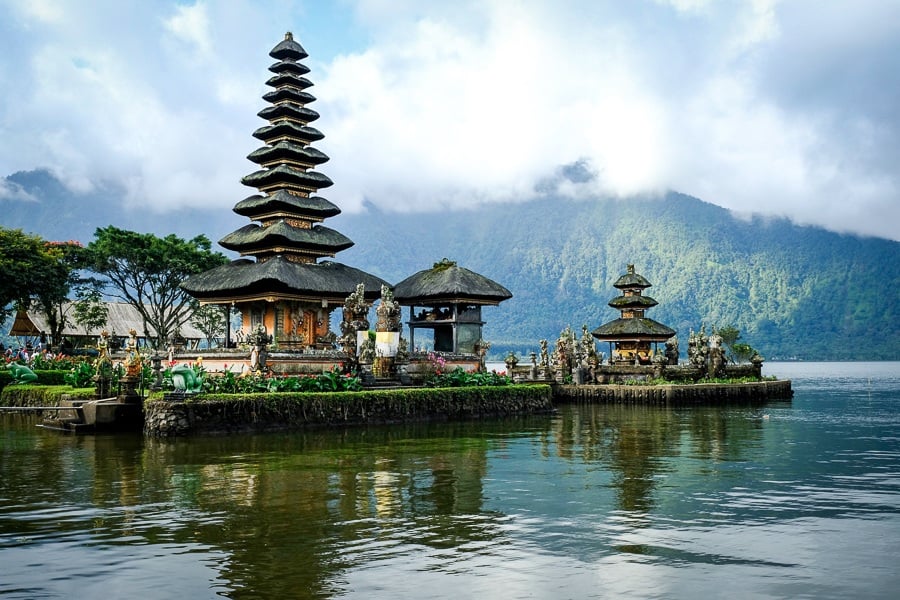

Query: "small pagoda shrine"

xmin=592 ymin=264 xmax=675 ymax=364
xmin=182 ymin=33 xmax=387 ymax=348
xmin=393 ymin=259 xmax=512 ymax=354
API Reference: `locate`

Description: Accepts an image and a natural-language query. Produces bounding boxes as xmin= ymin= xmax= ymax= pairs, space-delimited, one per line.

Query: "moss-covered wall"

xmin=554 ymin=380 xmax=792 ymax=404
xmin=144 ymin=385 xmax=553 ymax=437
xmin=0 ymin=384 xmax=96 ymax=407
xmin=0 ymin=370 xmax=72 ymax=395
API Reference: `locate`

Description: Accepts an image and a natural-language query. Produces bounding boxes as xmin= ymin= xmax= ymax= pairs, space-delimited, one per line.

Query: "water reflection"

xmin=2 ymin=381 xmax=895 ymax=600
xmin=545 ymin=404 xmax=772 ymax=514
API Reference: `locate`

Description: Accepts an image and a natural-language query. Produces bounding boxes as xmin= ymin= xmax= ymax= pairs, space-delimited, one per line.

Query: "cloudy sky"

xmin=1 ymin=0 xmax=898 ymax=240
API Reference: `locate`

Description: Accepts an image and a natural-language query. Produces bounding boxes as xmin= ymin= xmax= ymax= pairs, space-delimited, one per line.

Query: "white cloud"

xmin=0 ymin=0 xmax=898 ymax=240
xmin=162 ymin=1 xmax=213 ymax=61
xmin=0 ymin=178 xmax=37 ymax=202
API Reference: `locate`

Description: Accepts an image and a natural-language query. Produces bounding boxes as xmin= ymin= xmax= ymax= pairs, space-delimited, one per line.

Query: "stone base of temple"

xmin=169 ymin=349 xmax=481 ymax=383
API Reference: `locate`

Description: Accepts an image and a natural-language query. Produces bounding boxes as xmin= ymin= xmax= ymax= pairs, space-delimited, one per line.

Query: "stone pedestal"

xmin=94 ymin=375 xmax=113 ymax=399
xmin=119 ymin=375 xmax=142 ymax=405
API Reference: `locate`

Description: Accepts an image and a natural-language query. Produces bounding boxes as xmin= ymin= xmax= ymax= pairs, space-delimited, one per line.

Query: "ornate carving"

xmin=340 ymin=283 xmax=371 ymax=372
xmin=375 ymin=284 xmax=401 ymax=333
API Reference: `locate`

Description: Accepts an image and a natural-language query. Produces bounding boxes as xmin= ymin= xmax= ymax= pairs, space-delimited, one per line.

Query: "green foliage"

xmin=84 ymin=226 xmax=228 ymax=348
xmin=714 ymin=325 xmax=757 ymax=364
xmin=29 ymin=353 xmax=78 ymax=371
xmin=65 ymin=361 xmax=96 ymax=388
xmin=0 ymin=227 xmax=78 ymax=327
xmin=0 ymin=384 xmax=82 ymax=406
xmin=716 ymin=326 xmax=741 ymax=347
xmin=338 ymin=192 xmax=900 ymax=360
xmin=730 ymin=343 xmax=756 ymax=364
xmin=155 ymin=385 xmax=551 ymax=424
xmin=190 ymin=304 xmax=227 ymax=348
xmin=425 ymin=367 xmax=511 ymax=388
xmin=189 ymin=367 xmax=363 ymax=395
xmin=71 ymin=286 xmax=108 ymax=334
xmin=0 ymin=367 xmax=69 ymax=392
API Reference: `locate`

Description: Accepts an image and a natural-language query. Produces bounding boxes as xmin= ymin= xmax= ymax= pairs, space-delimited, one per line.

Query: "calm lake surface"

xmin=2 ymin=362 xmax=899 ymax=599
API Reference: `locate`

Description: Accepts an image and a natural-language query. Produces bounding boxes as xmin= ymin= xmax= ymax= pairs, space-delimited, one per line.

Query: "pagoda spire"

xmin=592 ymin=264 xmax=675 ymax=364
xmin=222 ymin=31 xmax=351 ymax=263
xmin=182 ymin=33 xmax=388 ymax=352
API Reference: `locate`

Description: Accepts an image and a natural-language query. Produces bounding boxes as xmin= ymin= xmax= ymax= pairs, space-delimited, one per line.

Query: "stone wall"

xmin=144 ymin=385 xmax=554 ymax=437
xmin=553 ymin=380 xmax=793 ymax=405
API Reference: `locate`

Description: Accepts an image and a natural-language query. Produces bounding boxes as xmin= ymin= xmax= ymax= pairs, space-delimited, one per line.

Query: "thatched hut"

xmin=393 ymin=259 xmax=512 ymax=354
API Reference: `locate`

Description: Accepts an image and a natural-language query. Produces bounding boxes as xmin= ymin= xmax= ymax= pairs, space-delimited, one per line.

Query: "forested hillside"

xmin=4 ymin=170 xmax=898 ymax=360
xmin=333 ymin=193 xmax=900 ymax=360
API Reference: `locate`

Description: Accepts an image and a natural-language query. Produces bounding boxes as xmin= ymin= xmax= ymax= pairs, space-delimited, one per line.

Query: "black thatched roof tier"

xmin=269 ymin=32 xmax=308 ymax=61
xmin=233 ymin=190 xmax=340 ymax=219
xmin=266 ymin=73 xmax=313 ymax=89
xmin=219 ymin=222 xmax=353 ymax=254
xmin=614 ymin=264 xmax=652 ymax=289
xmin=393 ymin=259 xmax=512 ymax=305
xmin=268 ymin=59 xmax=309 ymax=76
xmin=258 ymin=103 xmax=319 ymax=123
xmin=608 ymin=295 xmax=659 ymax=309
xmin=262 ymin=87 xmax=316 ymax=105
xmin=181 ymin=256 xmax=389 ymax=302
xmin=592 ymin=318 xmax=675 ymax=341
xmin=247 ymin=141 xmax=328 ymax=167
xmin=241 ymin=164 xmax=333 ymax=191
xmin=253 ymin=122 xmax=324 ymax=143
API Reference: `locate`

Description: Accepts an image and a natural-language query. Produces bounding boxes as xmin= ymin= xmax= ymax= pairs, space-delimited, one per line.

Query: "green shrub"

xmin=425 ymin=367 xmax=511 ymax=388
xmin=65 ymin=362 xmax=96 ymax=388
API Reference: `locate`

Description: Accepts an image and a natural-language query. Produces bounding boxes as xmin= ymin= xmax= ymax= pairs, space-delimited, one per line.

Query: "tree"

xmin=71 ymin=286 xmax=109 ymax=343
xmin=0 ymin=228 xmax=74 ymax=334
xmin=85 ymin=226 xmax=228 ymax=349
xmin=32 ymin=240 xmax=90 ymax=348
xmin=715 ymin=325 xmax=756 ymax=364
xmin=191 ymin=304 xmax=227 ymax=348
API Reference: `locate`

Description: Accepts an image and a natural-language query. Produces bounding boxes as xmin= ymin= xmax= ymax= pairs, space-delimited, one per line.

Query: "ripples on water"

xmin=1 ymin=362 xmax=899 ymax=599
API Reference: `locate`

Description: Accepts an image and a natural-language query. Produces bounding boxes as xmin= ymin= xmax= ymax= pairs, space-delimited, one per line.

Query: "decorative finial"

xmin=285 ymin=32 xmax=293 ymax=41
xmin=433 ymin=258 xmax=457 ymax=271
xmin=627 ymin=264 xmax=635 ymax=274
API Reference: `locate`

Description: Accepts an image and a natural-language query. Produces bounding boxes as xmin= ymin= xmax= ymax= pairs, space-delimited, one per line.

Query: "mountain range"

xmin=3 ymin=169 xmax=898 ymax=360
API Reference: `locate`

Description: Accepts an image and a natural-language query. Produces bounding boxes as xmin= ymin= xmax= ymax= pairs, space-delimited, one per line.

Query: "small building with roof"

xmin=7 ymin=302 xmax=206 ymax=350
xmin=393 ymin=259 xmax=512 ymax=354
xmin=592 ymin=264 xmax=675 ymax=364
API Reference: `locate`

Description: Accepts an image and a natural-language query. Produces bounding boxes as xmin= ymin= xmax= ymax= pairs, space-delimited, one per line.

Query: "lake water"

xmin=1 ymin=362 xmax=898 ymax=599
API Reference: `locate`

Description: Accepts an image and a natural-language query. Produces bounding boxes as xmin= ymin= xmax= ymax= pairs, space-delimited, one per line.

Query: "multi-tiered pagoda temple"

xmin=592 ymin=264 xmax=675 ymax=364
xmin=183 ymin=33 xmax=387 ymax=349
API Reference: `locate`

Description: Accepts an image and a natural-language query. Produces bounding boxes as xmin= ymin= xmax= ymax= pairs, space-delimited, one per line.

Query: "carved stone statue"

xmin=359 ymin=334 xmax=376 ymax=364
xmin=94 ymin=330 xmax=113 ymax=397
xmin=396 ymin=337 xmax=410 ymax=364
xmin=665 ymin=338 xmax=679 ymax=365
xmin=375 ymin=284 xmax=401 ymax=333
xmin=250 ymin=324 xmax=270 ymax=371
xmin=340 ymin=283 xmax=371 ymax=368
xmin=539 ymin=339 xmax=550 ymax=371
xmin=688 ymin=327 xmax=709 ymax=369
xmin=580 ymin=324 xmax=597 ymax=366
xmin=123 ymin=328 xmax=142 ymax=377
xmin=6 ymin=363 xmax=38 ymax=384
xmin=709 ymin=344 xmax=726 ymax=378
xmin=171 ymin=364 xmax=203 ymax=393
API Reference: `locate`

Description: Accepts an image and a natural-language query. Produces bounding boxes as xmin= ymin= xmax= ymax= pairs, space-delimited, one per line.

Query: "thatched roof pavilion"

xmin=393 ymin=259 xmax=512 ymax=354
